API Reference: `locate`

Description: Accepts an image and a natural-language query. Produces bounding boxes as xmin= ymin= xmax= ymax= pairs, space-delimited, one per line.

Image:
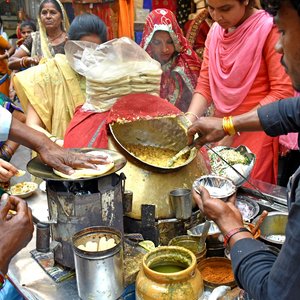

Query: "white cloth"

xmin=0 ymin=106 xmax=12 ymax=141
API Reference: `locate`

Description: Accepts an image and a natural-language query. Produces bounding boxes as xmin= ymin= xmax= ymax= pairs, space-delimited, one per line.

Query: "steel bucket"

xmin=72 ymin=226 xmax=124 ymax=300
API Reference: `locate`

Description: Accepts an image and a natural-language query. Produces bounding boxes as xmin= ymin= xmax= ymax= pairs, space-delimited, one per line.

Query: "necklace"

xmin=48 ymin=31 xmax=65 ymax=43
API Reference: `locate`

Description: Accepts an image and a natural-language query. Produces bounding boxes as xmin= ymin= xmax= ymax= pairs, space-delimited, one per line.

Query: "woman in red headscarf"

xmin=140 ymin=9 xmax=202 ymax=112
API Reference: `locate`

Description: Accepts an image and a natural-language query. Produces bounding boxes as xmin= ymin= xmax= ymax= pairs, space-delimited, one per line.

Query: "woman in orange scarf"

xmin=186 ymin=0 xmax=294 ymax=184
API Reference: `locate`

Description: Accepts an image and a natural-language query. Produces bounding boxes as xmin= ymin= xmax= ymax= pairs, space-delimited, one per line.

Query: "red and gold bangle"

xmin=222 ymin=116 xmax=236 ymax=136
xmin=0 ymin=271 xmax=7 ymax=290
xmin=223 ymin=227 xmax=250 ymax=248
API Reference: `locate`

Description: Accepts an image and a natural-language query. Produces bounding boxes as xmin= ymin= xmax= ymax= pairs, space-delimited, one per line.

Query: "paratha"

xmin=53 ymin=151 xmax=114 ymax=179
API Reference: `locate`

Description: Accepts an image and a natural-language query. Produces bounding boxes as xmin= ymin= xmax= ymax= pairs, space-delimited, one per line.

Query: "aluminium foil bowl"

xmin=193 ymin=175 xmax=237 ymax=201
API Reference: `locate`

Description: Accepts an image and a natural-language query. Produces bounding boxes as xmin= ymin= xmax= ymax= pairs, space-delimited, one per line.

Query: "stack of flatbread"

xmin=65 ymin=38 xmax=162 ymax=113
xmin=85 ymin=63 xmax=162 ymax=112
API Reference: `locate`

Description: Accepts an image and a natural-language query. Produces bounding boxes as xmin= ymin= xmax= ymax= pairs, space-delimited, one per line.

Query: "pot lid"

xmin=27 ymin=148 xmax=126 ymax=181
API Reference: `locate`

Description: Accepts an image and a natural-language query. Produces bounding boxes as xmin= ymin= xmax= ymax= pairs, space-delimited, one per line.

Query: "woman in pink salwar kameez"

xmin=186 ymin=0 xmax=294 ymax=184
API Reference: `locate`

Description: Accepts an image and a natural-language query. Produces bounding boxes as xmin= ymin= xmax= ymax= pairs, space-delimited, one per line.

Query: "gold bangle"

xmin=185 ymin=112 xmax=199 ymax=120
xmin=222 ymin=116 xmax=236 ymax=136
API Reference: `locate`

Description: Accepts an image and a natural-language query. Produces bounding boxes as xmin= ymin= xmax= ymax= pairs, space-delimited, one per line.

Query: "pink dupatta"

xmin=209 ymin=10 xmax=273 ymax=113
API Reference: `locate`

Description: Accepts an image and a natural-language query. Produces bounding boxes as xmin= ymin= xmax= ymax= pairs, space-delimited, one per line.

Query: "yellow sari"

xmin=13 ymin=54 xmax=85 ymax=139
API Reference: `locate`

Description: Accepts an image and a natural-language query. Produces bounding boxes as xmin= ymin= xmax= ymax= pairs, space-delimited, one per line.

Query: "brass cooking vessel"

xmin=108 ymin=115 xmax=208 ymax=219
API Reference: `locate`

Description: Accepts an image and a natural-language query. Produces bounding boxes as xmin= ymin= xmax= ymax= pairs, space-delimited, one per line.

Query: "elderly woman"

xmin=8 ymin=0 xmax=69 ymax=70
xmin=140 ymin=9 xmax=202 ymax=112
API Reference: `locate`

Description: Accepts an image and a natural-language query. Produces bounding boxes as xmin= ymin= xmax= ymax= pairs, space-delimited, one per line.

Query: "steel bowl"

xmin=187 ymin=221 xmax=221 ymax=238
xmin=188 ymin=221 xmax=224 ymax=247
xmin=188 ymin=221 xmax=258 ymax=248
xmin=253 ymin=212 xmax=288 ymax=248
xmin=9 ymin=181 xmax=38 ymax=199
xmin=193 ymin=175 xmax=237 ymax=201
xmin=236 ymin=196 xmax=260 ymax=222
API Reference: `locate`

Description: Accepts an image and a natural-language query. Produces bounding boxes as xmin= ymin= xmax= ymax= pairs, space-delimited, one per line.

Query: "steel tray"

xmin=27 ymin=148 xmax=126 ymax=181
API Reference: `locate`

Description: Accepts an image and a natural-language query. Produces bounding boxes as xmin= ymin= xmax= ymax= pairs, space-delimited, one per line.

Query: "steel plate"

xmin=236 ymin=195 xmax=260 ymax=221
xmin=208 ymin=145 xmax=256 ymax=187
xmin=27 ymin=148 xmax=127 ymax=181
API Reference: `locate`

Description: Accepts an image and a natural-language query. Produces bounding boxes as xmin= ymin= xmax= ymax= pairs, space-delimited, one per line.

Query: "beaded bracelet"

xmin=222 ymin=116 xmax=236 ymax=136
xmin=223 ymin=227 xmax=250 ymax=248
xmin=2 ymin=143 xmax=13 ymax=155
xmin=185 ymin=111 xmax=199 ymax=120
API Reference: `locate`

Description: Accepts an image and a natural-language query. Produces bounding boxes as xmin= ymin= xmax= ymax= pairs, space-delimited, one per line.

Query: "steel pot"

xmin=253 ymin=211 xmax=288 ymax=248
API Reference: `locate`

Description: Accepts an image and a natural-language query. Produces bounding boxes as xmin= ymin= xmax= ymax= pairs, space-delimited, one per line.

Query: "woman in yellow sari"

xmin=13 ymin=14 xmax=107 ymax=142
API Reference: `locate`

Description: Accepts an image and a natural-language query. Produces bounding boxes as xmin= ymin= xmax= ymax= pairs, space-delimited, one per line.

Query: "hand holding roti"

xmin=53 ymin=151 xmax=115 ymax=179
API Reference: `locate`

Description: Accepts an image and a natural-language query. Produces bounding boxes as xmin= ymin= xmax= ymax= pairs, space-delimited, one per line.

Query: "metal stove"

xmin=27 ymin=149 xmax=127 ymax=269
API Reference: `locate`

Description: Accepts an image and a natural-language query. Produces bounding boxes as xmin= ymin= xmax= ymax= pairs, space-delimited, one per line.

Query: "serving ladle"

xmin=251 ymin=210 xmax=268 ymax=235
xmin=198 ymin=219 xmax=211 ymax=250
xmin=168 ymin=136 xmax=201 ymax=167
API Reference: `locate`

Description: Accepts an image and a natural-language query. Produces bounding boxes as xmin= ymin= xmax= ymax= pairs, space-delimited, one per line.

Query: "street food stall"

xmin=7 ymin=104 xmax=289 ymax=299
xmin=7 ymin=173 xmax=288 ymax=299
xmin=6 ymin=38 xmax=290 ymax=300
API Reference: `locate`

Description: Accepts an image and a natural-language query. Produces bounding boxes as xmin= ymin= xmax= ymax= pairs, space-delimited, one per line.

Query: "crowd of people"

xmin=1 ymin=0 xmax=300 ymax=298
xmin=2 ymin=0 xmax=294 ymax=186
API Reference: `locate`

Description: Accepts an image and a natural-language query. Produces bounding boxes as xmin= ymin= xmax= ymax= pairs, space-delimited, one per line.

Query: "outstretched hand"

xmin=0 ymin=194 xmax=34 ymax=274
xmin=37 ymin=141 xmax=113 ymax=175
xmin=192 ymin=186 xmax=244 ymax=233
xmin=8 ymin=117 xmax=112 ymax=175
xmin=187 ymin=117 xmax=226 ymax=147
xmin=0 ymin=159 xmax=18 ymax=182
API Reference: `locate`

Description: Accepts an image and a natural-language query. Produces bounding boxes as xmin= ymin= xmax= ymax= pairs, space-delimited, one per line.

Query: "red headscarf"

xmin=140 ymin=9 xmax=202 ymax=112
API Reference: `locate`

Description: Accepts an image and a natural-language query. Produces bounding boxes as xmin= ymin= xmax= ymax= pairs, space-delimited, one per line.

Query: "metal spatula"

xmin=168 ymin=137 xmax=201 ymax=167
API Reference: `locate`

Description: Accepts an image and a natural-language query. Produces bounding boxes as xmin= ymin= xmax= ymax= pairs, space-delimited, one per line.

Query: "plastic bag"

xmin=65 ymin=38 xmax=162 ymax=112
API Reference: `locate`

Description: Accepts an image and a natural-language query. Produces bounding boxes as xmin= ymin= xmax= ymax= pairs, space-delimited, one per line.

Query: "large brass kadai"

xmin=109 ymin=114 xmax=208 ymax=219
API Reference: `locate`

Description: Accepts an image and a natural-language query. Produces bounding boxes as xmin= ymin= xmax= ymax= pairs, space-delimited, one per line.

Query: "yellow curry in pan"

xmin=124 ymin=144 xmax=188 ymax=167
